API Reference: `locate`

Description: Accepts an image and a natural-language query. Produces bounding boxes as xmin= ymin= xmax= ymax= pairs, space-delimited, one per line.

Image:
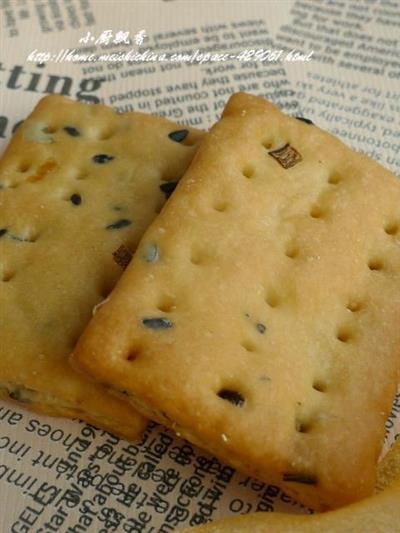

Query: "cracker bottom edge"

xmin=0 ymin=383 xmax=146 ymax=441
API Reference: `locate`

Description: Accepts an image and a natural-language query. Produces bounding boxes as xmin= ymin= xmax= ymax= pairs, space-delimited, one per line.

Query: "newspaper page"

xmin=0 ymin=0 xmax=399 ymax=531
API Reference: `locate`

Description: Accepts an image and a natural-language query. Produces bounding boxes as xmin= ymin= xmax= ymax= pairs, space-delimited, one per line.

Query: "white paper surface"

xmin=0 ymin=1 xmax=399 ymax=531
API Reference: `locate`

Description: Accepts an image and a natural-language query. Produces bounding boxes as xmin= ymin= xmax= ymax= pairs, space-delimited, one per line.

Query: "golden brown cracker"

xmin=73 ymin=93 xmax=400 ymax=504
xmin=0 ymin=95 xmax=202 ymax=439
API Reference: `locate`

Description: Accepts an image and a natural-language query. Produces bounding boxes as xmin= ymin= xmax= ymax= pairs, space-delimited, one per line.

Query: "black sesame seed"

xmin=283 ymin=473 xmax=317 ymax=485
xmin=70 ymin=193 xmax=82 ymax=205
xmin=9 ymin=390 xmax=22 ymax=401
xmin=10 ymin=234 xmax=29 ymax=242
xmin=0 ymin=228 xmax=7 ymax=238
xmin=9 ymin=389 xmax=31 ymax=403
xmin=143 ymin=243 xmax=159 ymax=263
xmin=160 ymin=181 xmax=178 ymax=199
xmin=92 ymin=154 xmax=115 ymax=164
xmin=64 ymin=126 xmax=80 ymax=137
xmin=142 ymin=317 xmax=173 ymax=330
xmin=106 ymin=219 xmax=132 ymax=230
xmin=217 ymin=389 xmax=245 ymax=407
xmin=168 ymin=129 xmax=189 ymax=143
xmin=295 ymin=117 xmax=314 ymax=125
xmin=256 ymin=323 xmax=266 ymax=334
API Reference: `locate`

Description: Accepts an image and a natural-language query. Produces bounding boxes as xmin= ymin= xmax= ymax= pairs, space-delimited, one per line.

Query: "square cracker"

xmin=72 ymin=93 xmax=400 ymax=507
xmin=0 ymin=95 xmax=202 ymax=439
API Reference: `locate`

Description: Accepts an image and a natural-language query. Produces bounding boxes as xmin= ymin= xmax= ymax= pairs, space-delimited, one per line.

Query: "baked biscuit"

xmin=0 ymin=95 xmax=202 ymax=439
xmin=72 ymin=93 xmax=400 ymax=504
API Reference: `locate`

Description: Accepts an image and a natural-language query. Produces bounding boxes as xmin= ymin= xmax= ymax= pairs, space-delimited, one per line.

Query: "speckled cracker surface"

xmin=0 ymin=95 xmax=202 ymax=439
xmin=72 ymin=92 xmax=400 ymax=508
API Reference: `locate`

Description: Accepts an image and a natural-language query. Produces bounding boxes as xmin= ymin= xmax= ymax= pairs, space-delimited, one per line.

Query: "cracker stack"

xmin=72 ymin=93 xmax=400 ymax=510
